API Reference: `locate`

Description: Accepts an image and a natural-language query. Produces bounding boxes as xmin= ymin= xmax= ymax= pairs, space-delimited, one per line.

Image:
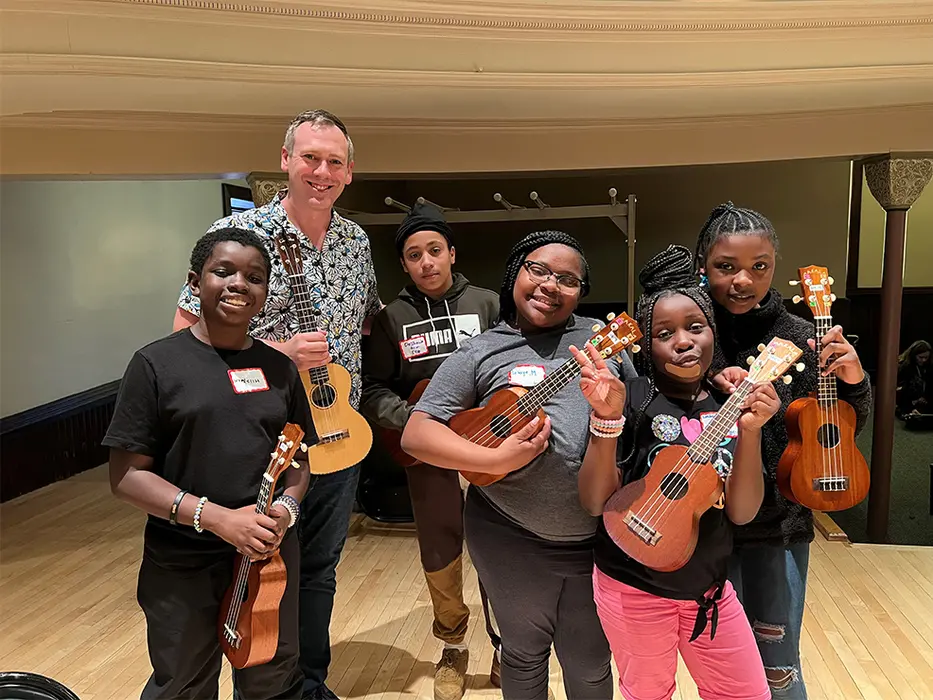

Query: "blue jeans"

xmin=297 ymin=465 xmax=361 ymax=696
xmin=728 ymin=543 xmax=810 ymax=699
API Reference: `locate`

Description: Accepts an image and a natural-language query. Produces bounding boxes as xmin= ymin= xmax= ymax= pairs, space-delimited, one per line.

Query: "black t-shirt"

xmin=102 ymin=329 xmax=316 ymax=557
xmin=594 ymin=377 xmax=738 ymax=600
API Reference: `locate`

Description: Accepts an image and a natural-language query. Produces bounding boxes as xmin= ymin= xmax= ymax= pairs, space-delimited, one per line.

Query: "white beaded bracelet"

xmin=589 ymin=411 xmax=625 ymax=439
xmin=193 ymin=496 xmax=209 ymax=533
xmin=272 ymin=495 xmax=300 ymax=528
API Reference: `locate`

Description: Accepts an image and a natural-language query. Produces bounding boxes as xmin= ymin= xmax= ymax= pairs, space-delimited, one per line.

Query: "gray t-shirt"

xmin=414 ymin=315 xmax=638 ymax=542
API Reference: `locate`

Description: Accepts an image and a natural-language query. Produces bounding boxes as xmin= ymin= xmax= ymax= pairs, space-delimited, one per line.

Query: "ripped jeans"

xmin=728 ymin=543 xmax=809 ymax=699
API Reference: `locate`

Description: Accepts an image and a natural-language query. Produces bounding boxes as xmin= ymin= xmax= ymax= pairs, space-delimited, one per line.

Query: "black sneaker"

xmin=303 ymin=684 xmax=339 ymax=700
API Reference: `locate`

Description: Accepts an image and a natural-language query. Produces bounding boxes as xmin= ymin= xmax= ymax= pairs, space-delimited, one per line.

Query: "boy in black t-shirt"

xmin=104 ymin=227 xmax=317 ymax=700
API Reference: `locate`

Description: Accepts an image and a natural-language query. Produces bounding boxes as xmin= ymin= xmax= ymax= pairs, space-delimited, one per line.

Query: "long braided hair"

xmin=498 ymin=230 xmax=591 ymax=324
xmin=620 ymin=245 xmax=717 ymax=469
xmin=693 ymin=202 xmax=780 ymax=278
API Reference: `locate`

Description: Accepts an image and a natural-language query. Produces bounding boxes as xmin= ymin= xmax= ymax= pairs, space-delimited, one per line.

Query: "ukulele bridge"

xmin=623 ymin=512 xmax=661 ymax=546
xmin=319 ymin=429 xmax=351 ymax=444
xmin=223 ymin=624 xmax=242 ymax=648
xmin=812 ymin=476 xmax=849 ymax=492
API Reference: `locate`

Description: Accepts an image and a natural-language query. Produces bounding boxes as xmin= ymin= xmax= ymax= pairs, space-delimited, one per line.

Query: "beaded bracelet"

xmin=272 ymin=495 xmax=300 ymax=528
xmin=193 ymin=496 xmax=209 ymax=533
xmin=589 ymin=411 xmax=625 ymax=439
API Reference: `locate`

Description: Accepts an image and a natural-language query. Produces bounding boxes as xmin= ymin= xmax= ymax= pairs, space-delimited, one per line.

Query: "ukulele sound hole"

xmin=490 ymin=415 xmax=513 ymax=440
xmin=817 ymin=423 xmax=840 ymax=449
xmin=310 ymin=384 xmax=337 ymax=409
xmin=659 ymin=473 xmax=689 ymax=501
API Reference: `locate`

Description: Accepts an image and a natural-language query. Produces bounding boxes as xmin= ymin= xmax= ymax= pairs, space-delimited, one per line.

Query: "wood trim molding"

xmin=26 ymin=0 xmax=933 ymax=34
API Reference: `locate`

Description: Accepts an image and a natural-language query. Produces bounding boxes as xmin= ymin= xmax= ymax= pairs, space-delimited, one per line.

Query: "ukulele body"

xmin=301 ymin=363 xmax=373 ymax=474
xmin=452 ymin=387 xmax=547 ymax=487
xmin=777 ymin=395 xmax=870 ymax=511
xmin=378 ymin=379 xmax=430 ymax=468
xmin=219 ymin=551 xmax=288 ymax=669
xmin=603 ymin=444 xmax=723 ymax=573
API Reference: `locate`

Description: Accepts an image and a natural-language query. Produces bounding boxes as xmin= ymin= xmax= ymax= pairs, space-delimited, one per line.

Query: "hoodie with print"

xmin=361 ymin=273 xmax=499 ymax=432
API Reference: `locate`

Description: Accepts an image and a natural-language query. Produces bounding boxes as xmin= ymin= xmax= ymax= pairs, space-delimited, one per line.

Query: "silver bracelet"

xmin=193 ymin=496 xmax=209 ymax=533
xmin=272 ymin=495 xmax=300 ymax=528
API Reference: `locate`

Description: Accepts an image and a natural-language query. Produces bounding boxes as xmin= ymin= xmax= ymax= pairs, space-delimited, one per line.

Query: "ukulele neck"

xmin=287 ymin=272 xmax=329 ymax=385
xmin=517 ymin=357 xmax=582 ymax=414
xmin=687 ymin=380 xmax=752 ymax=463
xmin=813 ymin=315 xmax=837 ymax=405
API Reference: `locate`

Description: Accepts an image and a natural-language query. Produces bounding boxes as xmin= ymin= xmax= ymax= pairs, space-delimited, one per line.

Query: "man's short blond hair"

xmin=284 ymin=109 xmax=354 ymax=162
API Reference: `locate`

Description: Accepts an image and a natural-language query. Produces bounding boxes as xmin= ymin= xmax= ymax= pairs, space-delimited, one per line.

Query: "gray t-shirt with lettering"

xmin=414 ymin=316 xmax=638 ymax=542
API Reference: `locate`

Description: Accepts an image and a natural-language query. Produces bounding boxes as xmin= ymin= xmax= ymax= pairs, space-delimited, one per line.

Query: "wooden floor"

xmin=2 ymin=467 xmax=932 ymax=700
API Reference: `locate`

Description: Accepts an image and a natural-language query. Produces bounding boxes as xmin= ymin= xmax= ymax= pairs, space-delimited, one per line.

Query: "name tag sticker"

xmin=508 ymin=364 xmax=546 ymax=388
xmin=228 ymin=368 xmax=270 ymax=394
xmin=700 ymin=411 xmax=738 ymax=439
xmin=400 ymin=335 xmax=429 ymax=360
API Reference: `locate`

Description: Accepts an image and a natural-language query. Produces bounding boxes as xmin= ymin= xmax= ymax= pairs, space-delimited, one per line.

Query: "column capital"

xmin=246 ymin=172 xmax=287 ymax=207
xmin=863 ymin=156 xmax=933 ymax=211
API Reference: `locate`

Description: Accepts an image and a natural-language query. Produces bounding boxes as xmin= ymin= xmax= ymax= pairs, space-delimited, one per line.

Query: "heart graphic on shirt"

xmin=680 ymin=416 xmax=703 ymax=444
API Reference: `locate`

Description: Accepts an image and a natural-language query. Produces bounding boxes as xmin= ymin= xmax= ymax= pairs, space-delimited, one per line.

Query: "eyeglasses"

xmin=522 ymin=260 xmax=584 ymax=292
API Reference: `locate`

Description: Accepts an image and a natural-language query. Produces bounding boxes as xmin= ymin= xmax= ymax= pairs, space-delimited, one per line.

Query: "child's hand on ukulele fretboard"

xmin=572 ymin=342 xmax=626 ymax=420
xmin=738 ymin=383 xmax=781 ymax=431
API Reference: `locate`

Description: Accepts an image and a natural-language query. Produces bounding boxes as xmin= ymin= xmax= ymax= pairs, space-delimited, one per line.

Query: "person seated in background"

xmin=897 ymin=340 xmax=931 ymax=418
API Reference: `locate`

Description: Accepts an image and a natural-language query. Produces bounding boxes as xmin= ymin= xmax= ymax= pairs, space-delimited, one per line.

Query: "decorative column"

xmin=863 ymin=155 xmax=932 ymax=543
xmin=246 ymin=172 xmax=288 ymax=207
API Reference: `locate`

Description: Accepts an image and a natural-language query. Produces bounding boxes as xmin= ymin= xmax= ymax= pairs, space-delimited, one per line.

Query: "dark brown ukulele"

xmin=454 ymin=312 xmax=642 ymax=487
xmin=219 ymin=423 xmax=307 ymax=669
xmin=379 ymin=379 xmax=430 ymax=468
xmin=603 ymin=338 xmax=803 ymax=572
xmin=777 ymin=265 xmax=870 ymax=511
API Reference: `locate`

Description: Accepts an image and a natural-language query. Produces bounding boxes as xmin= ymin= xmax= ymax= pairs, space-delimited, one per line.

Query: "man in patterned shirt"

xmin=173 ymin=110 xmax=382 ymax=700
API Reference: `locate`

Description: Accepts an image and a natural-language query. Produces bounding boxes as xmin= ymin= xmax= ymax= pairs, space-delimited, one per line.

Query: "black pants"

xmin=137 ymin=533 xmax=302 ymax=700
xmin=297 ymin=465 xmax=361 ymax=695
xmin=464 ymin=489 xmax=612 ymax=700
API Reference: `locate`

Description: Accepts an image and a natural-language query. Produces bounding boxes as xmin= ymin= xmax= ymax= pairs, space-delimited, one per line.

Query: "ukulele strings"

xmin=632 ymin=381 xmax=753 ymax=532
xmin=818 ymin=314 xmax=842 ymax=484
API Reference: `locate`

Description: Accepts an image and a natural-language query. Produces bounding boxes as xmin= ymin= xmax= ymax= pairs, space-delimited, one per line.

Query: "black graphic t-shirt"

xmin=103 ymin=330 xmax=316 ymax=559
xmin=594 ymin=377 xmax=739 ymax=600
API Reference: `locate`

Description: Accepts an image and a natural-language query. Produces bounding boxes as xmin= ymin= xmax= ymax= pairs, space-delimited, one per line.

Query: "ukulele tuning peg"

xmin=592 ymin=324 xmax=601 ymax=332
xmin=792 ymin=295 xmax=802 ymax=304
xmin=828 ymin=276 xmax=835 ymax=285
xmin=830 ymin=293 xmax=837 ymax=302
xmin=789 ymin=280 xmax=800 ymax=286
xmin=757 ymin=343 xmax=766 ymax=352
xmin=796 ymin=362 xmax=805 ymax=372
xmin=277 ymin=457 xmax=286 ymax=465
xmin=782 ymin=375 xmax=793 ymax=384
xmin=300 ymin=443 xmax=309 ymax=452
xmin=606 ymin=312 xmax=616 ymax=321
xmin=631 ymin=344 xmax=641 ymax=354
xmin=291 ymin=460 xmax=301 ymax=469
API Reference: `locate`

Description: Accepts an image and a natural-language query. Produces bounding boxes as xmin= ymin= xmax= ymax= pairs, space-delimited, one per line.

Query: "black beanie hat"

xmin=394 ymin=202 xmax=454 ymax=255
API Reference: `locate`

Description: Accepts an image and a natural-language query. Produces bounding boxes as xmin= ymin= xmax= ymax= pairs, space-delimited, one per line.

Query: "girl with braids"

xmin=575 ymin=244 xmax=777 ymax=700
xmin=694 ymin=202 xmax=871 ymax=698
xmin=402 ymin=231 xmax=637 ymax=700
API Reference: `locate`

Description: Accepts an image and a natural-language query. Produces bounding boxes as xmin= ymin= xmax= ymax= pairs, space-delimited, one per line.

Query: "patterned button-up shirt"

xmin=177 ymin=191 xmax=382 ymax=409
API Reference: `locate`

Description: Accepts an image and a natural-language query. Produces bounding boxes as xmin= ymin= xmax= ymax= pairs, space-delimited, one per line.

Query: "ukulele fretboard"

xmin=287 ymin=272 xmax=329 ymax=385
xmin=687 ymin=381 xmax=752 ymax=464
xmin=813 ymin=315 xmax=838 ymax=407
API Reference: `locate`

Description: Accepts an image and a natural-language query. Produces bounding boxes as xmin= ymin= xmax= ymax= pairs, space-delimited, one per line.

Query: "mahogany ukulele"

xmin=274 ymin=231 xmax=373 ymax=474
xmin=378 ymin=379 xmax=430 ymax=468
xmin=455 ymin=312 xmax=642 ymax=487
xmin=777 ymin=265 xmax=870 ymax=511
xmin=219 ymin=423 xmax=308 ymax=669
xmin=603 ymin=338 xmax=803 ymax=572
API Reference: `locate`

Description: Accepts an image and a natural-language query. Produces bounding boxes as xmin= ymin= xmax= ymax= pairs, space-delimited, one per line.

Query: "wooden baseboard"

xmin=814 ymin=510 xmax=850 ymax=543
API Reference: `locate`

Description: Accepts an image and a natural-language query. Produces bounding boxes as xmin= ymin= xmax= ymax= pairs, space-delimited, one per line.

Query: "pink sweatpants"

xmin=593 ymin=566 xmax=770 ymax=700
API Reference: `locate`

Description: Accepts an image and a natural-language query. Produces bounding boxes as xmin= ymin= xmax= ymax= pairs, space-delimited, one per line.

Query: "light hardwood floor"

xmin=1 ymin=467 xmax=932 ymax=699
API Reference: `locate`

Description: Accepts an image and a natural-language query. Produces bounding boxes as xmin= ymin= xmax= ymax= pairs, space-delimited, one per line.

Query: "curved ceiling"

xmin=1 ymin=0 xmax=931 ymax=175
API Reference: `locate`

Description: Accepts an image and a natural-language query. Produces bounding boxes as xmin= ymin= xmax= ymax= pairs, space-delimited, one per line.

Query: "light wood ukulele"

xmin=455 ymin=312 xmax=642 ymax=487
xmin=603 ymin=338 xmax=803 ymax=572
xmin=274 ymin=230 xmax=373 ymax=474
xmin=777 ymin=265 xmax=870 ymax=511
xmin=219 ymin=423 xmax=307 ymax=669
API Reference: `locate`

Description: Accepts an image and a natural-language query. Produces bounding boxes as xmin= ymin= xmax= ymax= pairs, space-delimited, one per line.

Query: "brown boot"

xmin=489 ymin=652 xmax=501 ymax=688
xmin=435 ymin=647 xmax=469 ymax=700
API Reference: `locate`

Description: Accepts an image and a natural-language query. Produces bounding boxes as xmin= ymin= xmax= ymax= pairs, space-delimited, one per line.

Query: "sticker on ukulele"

xmin=699 ymin=411 xmax=739 ymax=440
xmin=228 ymin=368 xmax=270 ymax=394
xmin=508 ymin=364 xmax=546 ymax=388
xmin=400 ymin=335 xmax=429 ymax=361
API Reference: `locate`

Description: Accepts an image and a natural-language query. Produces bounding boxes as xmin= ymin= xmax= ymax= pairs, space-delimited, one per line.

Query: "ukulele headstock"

xmin=273 ymin=230 xmax=305 ymax=278
xmin=745 ymin=337 xmax=804 ymax=386
xmin=790 ymin=265 xmax=836 ymax=318
xmin=267 ymin=423 xmax=308 ymax=480
xmin=588 ymin=312 xmax=644 ymax=359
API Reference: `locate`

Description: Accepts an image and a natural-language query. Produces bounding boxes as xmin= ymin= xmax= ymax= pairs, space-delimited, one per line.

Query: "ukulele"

xmin=603 ymin=337 xmax=803 ymax=573
xmin=456 ymin=312 xmax=642 ymax=487
xmin=777 ymin=266 xmax=870 ymax=511
xmin=274 ymin=230 xmax=373 ymax=474
xmin=219 ymin=423 xmax=308 ymax=669
xmin=378 ymin=379 xmax=430 ymax=468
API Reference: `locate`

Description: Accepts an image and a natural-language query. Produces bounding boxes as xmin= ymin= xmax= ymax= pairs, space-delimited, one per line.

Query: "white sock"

xmin=444 ymin=642 xmax=469 ymax=652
